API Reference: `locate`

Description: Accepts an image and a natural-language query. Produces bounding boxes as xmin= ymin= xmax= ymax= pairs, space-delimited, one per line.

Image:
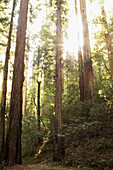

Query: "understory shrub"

xmin=22 ymin=114 xmax=47 ymax=156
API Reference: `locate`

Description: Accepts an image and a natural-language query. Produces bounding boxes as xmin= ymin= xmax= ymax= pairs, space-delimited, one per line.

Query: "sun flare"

xmin=63 ymin=0 xmax=83 ymax=60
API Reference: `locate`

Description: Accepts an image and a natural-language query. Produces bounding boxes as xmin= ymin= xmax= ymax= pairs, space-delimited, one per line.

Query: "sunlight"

xmin=63 ymin=0 xmax=112 ymax=58
xmin=0 ymin=0 xmax=112 ymax=91
xmin=63 ymin=0 xmax=83 ymax=60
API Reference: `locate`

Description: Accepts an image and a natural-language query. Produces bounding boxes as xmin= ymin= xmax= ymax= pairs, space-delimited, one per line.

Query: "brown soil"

xmin=5 ymin=164 xmax=56 ymax=170
xmin=5 ymin=163 xmax=74 ymax=170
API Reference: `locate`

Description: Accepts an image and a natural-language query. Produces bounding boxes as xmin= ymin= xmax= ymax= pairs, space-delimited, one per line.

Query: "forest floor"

xmin=3 ymin=102 xmax=113 ymax=170
xmin=31 ymin=106 xmax=113 ymax=170
xmin=5 ymin=163 xmax=82 ymax=170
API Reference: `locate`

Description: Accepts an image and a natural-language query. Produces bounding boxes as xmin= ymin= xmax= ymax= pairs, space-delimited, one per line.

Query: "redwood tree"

xmin=79 ymin=0 xmax=94 ymax=100
xmin=75 ymin=0 xmax=84 ymax=101
xmin=53 ymin=0 xmax=64 ymax=161
xmin=4 ymin=0 xmax=29 ymax=166
xmin=0 ymin=0 xmax=16 ymax=162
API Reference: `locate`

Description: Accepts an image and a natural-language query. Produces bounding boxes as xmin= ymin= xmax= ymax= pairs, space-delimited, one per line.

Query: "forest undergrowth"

xmin=21 ymin=100 xmax=113 ymax=170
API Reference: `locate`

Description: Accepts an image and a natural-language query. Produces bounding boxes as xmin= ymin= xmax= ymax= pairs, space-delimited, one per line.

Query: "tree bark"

xmin=78 ymin=49 xmax=84 ymax=101
xmin=79 ymin=0 xmax=94 ymax=100
xmin=23 ymin=57 xmax=28 ymax=115
xmin=3 ymin=0 xmax=28 ymax=166
xmin=75 ymin=0 xmax=84 ymax=101
xmin=53 ymin=0 xmax=64 ymax=161
xmin=23 ymin=53 xmax=29 ymax=115
xmin=0 ymin=0 xmax=16 ymax=162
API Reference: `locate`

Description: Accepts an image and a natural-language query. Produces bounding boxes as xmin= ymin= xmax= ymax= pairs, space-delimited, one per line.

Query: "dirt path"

xmin=5 ymin=164 xmax=49 ymax=170
xmin=4 ymin=164 xmax=77 ymax=170
xmin=5 ymin=164 xmax=46 ymax=170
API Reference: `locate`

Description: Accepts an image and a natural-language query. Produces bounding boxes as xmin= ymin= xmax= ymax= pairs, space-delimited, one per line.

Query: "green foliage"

xmin=91 ymin=11 xmax=113 ymax=103
xmin=62 ymin=56 xmax=80 ymax=123
xmin=18 ymin=0 xmax=113 ymax=168
xmin=0 ymin=0 xmax=9 ymax=48
xmin=29 ymin=1 xmax=41 ymax=23
xmin=63 ymin=101 xmax=106 ymax=141
xmin=61 ymin=98 xmax=113 ymax=168
xmin=22 ymin=114 xmax=47 ymax=156
xmin=48 ymin=0 xmax=69 ymax=30
xmin=0 ymin=17 xmax=8 ymax=24
xmin=0 ymin=160 xmax=6 ymax=169
xmin=0 ymin=59 xmax=3 ymax=72
xmin=88 ymin=157 xmax=113 ymax=169
xmin=95 ymin=137 xmax=109 ymax=152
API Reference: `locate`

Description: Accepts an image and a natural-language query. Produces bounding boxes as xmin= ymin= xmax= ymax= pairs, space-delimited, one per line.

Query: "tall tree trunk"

xmin=23 ymin=54 xmax=28 ymax=115
xmin=53 ymin=0 xmax=64 ymax=161
xmin=0 ymin=0 xmax=16 ymax=162
xmin=101 ymin=4 xmax=113 ymax=74
xmin=75 ymin=0 xmax=84 ymax=101
xmin=79 ymin=0 xmax=94 ymax=100
xmin=23 ymin=38 xmax=29 ymax=116
xmin=78 ymin=49 xmax=84 ymax=101
xmin=3 ymin=0 xmax=28 ymax=166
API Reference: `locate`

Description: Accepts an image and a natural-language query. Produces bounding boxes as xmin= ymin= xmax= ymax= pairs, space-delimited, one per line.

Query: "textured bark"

xmin=78 ymin=49 xmax=84 ymax=101
xmin=79 ymin=0 xmax=94 ymax=100
xmin=0 ymin=0 xmax=16 ymax=162
xmin=84 ymin=60 xmax=94 ymax=100
xmin=53 ymin=0 xmax=64 ymax=161
xmin=80 ymin=0 xmax=91 ymax=60
xmin=101 ymin=5 xmax=113 ymax=74
xmin=3 ymin=0 xmax=28 ymax=166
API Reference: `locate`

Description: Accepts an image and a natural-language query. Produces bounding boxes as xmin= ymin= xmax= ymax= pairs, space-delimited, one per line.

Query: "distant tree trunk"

xmin=101 ymin=5 xmax=113 ymax=74
xmin=3 ymin=0 xmax=28 ymax=166
xmin=37 ymin=81 xmax=41 ymax=131
xmin=79 ymin=0 xmax=94 ymax=100
xmin=66 ymin=53 xmax=69 ymax=84
xmin=23 ymin=55 xmax=28 ymax=115
xmin=75 ymin=0 xmax=84 ymax=101
xmin=53 ymin=0 xmax=64 ymax=161
xmin=23 ymin=41 xmax=29 ymax=116
xmin=78 ymin=49 xmax=84 ymax=101
xmin=0 ymin=0 xmax=16 ymax=162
